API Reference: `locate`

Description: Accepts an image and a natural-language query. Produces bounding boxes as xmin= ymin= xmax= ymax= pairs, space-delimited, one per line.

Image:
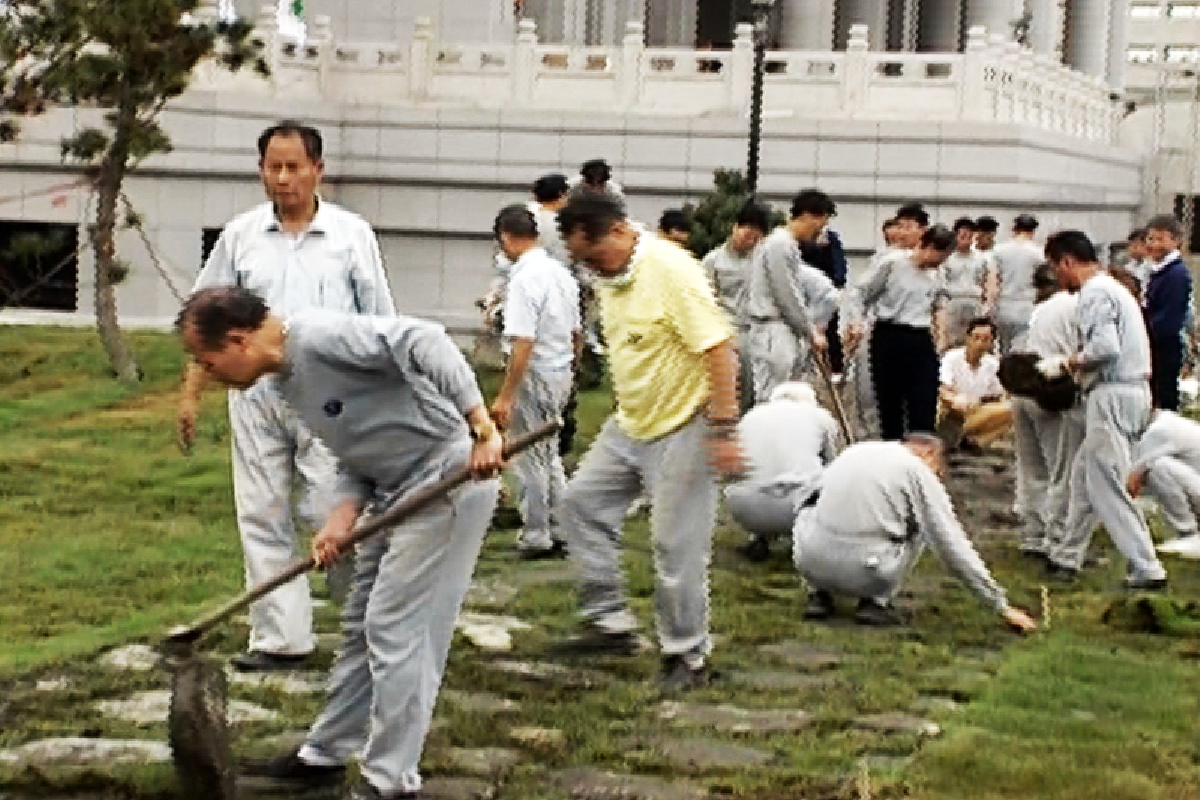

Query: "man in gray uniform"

xmin=985 ymin=214 xmax=1043 ymax=354
xmin=178 ymin=287 xmax=504 ymax=800
xmin=179 ymin=121 xmax=395 ymax=672
xmin=1127 ymin=411 xmax=1200 ymax=559
xmin=1043 ymin=231 xmax=1168 ymax=589
xmin=942 ymin=217 xmax=989 ymax=346
xmin=742 ymin=190 xmax=839 ymax=404
xmin=725 ymin=381 xmax=840 ymax=561
xmin=1012 ymin=263 xmax=1083 ymax=559
xmin=489 ymin=205 xmax=580 ymax=559
xmin=794 ymin=435 xmax=1037 ymax=632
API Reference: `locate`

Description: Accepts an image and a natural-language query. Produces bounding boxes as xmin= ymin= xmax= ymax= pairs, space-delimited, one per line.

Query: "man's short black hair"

xmin=952 ymin=216 xmax=978 ymax=233
xmin=895 ymin=202 xmax=930 ymax=227
xmin=494 ymin=204 xmax=539 ymax=239
xmin=580 ymin=159 xmax=612 ymax=183
xmin=920 ymin=224 xmax=955 ymax=251
xmin=257 ymin=121 xmax=323 ymax=162
xmin=177 ymin=287 xmax=270 ymax=351
xmin=965 ymin=316 xmax=997 ymax=337
xmin=532 ymin=173 xmax=570 ymax=203
xmin=1044 ymin=230 xmax=1098 ymax=264
xmin=1128 ymin=227 xmax=1147 ymax=243
xmin=1013 ymin=214 xmax=1039 ymax=233
xmin=975 ymin=215 xmax=1000 ymax=233
xmin=658 ymin=209 xmax=690 ymax=234
xmin=791 ymin=189 xmax=836 ymax=219
xmin=735 ymin=199 xmax=772 ymax=234
xmin=1145 ymin=214 xmax=1184 ymax=239
xmin=1033 ymin=261 xmax=1058 ymax=289
xmin=558 ymin=195 xmax=626 ymax=242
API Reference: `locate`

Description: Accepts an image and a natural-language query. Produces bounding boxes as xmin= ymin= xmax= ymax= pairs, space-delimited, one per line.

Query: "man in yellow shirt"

xmin=554 ymin=196 xmax=745 ymax=691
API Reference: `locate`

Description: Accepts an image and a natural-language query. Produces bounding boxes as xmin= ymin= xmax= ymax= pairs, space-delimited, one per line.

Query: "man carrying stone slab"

xmin=177 ymin=287 xmax=504 ymax=800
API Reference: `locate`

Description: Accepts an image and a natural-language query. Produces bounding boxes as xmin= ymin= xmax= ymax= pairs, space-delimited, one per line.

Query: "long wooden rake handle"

xmin=164 ymin=421 xmax=560 ymax=646
xmin=816 ymin=349 xmax=855 ymax=446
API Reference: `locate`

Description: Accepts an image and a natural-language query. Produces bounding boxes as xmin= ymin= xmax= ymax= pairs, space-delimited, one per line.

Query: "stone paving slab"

xmin=421 ymin=777 xmax=497 ymax=800
xmin=227 ymin=669 xmax=326 ymax=694
xmin=0 ymin=737 xmax=170 ymax=767
xmin=489 ymin=660 xmax=602 ymax=688
xmin=549 ymin=767 xmax=708 ymax=800
xmin=657 ymin=701 xmax=812 ymax=733
xmin=730 ymin=670 xmax=838 ymax=692
xmin=852 ymin=713 xmax=941 ymax=737
xmin=95 ymin=690 xmax=278 ymax=725
xmin=509 ymin=726 xmax=566 ymax=749
xmin=444 ymin=747 xmax=525 ymax=776
xmin=757 ymin=642 xmax=842 ymax=671
xmin=440 ymin=690 xmax=520 ymax=714
xmin=627 ymin=736 xmax=775 ymax=771
xmin=98 ymin=644 xmax=161 ymax=672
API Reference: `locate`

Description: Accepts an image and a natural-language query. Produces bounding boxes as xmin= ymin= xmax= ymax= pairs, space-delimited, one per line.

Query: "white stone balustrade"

xmin=200 ymin=17 xmax=1120 ymax=144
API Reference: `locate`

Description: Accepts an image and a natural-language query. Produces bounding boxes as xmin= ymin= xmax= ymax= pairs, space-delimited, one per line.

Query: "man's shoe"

xmin=519 ymin=538 xmax=568 ymax=561
xmin=854 ymin=598 xmax=902 ymax=627
xmin=230 ymin=650 xmax=310 ymax=673
xmin=1020 ymin=548 xmax=1048 ymax=564
xmin=345 ymin=777 xmax=418 ymax=800
xmin=1045 ymin=560 xmax=1079 ymax=584
xmin=736 ymin=534 xmax=771 ymax=563
xmin=1124 ymin=575 xmax=1169 ymax=592
xmin=804 ymin=589 xmax=835 ymax=620
xmin=240 ymin=750 xmax=345 ymax=788
xmin=657 ymin=655 xmax=713 ymax=692
xmin=549 ymin=628 xmax=643 ymax=657
xmin=1158 ymin=533 xmax=1200 ymax=559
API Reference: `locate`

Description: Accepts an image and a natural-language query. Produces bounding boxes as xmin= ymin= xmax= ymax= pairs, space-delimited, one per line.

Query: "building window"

xmin=1131 ymin=4 xmax=1163 ymax=18
xmin=0 ymin=221 xmax=79 ymax=311
xmin=1169 ymin=3 xmax=1200 ymax=18
xmin=1165 ymin=45 xmax=1200 ymax=63
xmin=1128 ymin=46 xmax=1159 ymax=63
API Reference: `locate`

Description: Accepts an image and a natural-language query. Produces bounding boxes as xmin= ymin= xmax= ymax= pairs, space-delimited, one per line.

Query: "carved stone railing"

xmin=198 ymin=5 xmax=1119 ymax=144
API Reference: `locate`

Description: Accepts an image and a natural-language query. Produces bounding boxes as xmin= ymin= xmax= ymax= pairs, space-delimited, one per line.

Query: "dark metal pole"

xmin=746 ymin=15 xmax=767 ymax=196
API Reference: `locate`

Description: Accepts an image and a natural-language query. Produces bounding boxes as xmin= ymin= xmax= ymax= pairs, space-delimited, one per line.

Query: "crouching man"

xmin=794 ymin=435 xmax=1037 ymax=632
xmin=1127 ymin=410 xmax=1200 ymax=559
xmin=177 ymin=287 xmax=504 ymax=800
xmin=725 ymin=382 xmax=840 ymax=561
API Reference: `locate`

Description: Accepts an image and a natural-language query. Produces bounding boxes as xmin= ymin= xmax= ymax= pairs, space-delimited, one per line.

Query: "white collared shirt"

xmin=194 ymin=200 xmax=396 ymax=317
xmin=503 ymin=246 xmax=581 ymax=372
xmin=939 ymin=347 xmax=1004 ymax=402
xmin=1151 ymin=249 xmax=1183 ymax=274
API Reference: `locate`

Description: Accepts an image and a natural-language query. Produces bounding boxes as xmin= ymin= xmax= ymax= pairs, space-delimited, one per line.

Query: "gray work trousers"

xmin=725 ymin=473 xmax=820 ymax=540
xmin=299 ymin=478 xmax=499 ymax=795
xmin=1052 ymin=384 xmax=1166 ymax=580
xmin=560 ymin=415 xmax=717 ymax=660
xmin=1145 ymin=457 xmax=1200 ymax=536
xmin=946 ymin=297 xmax=983 ymax=347
xmin=510 ymin=368 xmax=572 ymax=551
xmin=994 ymin=301 xmax=1033 ymax=355
xmin=793 ymin=506 xmax=923 ymax=602
xmin=747 ymin=321 xmax=809 ymax=405
xmin=230 ymin=383 xmax=343 ymax=656
xmin=1012 ymin=398 xmax=1085 ymax=554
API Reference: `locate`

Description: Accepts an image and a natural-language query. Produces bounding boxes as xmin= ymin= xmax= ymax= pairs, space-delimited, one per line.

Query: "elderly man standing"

xmin=489 ymin=205 xmax=581 ymax=559
xmin=178 ymin=121 xmax=395 ymax=672
xmin=177 ymin=287 xmax=504 ymax=800
xmin=553 ymin=195 xmax=745 ymax=691
xmin=725 ymin=382 xmax=840 ymax=562
xmin=741 ymin=190 xmax=839 ymax=404
xmin=1127 ymin=411 xmax=1200 ymax=559
xmin=794 ymin=435 xmax=1037 ymax=631
xmin=1043 ymin=231 xmax=1168 ymax=590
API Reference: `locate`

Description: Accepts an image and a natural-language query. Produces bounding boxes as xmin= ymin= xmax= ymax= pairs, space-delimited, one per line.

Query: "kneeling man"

xmin=178 ymin=287 xmax=504 ymax=800
xmin=794 ymin=435 xmax=1036 ymax=632
xmin=725 ymin=382 xmax=840 ymax=561
xmin=1127 ymin=410 xmax=1200 ymax=559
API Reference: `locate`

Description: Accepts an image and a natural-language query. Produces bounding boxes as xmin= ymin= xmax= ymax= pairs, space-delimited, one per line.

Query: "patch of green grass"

xmin=1 ymin=325 xmax=1198 ymax=800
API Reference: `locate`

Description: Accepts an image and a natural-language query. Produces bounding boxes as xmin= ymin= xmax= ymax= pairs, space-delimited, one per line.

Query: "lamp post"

xmin=745 ymin=0 xmax=776 ymax=196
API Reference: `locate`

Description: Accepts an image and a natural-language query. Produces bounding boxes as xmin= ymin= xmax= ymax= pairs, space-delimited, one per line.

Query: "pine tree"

xmin=684 ymin=169 xmax=784 ymax=259
xmin=0 ymin=0 xmax=266 ymax=381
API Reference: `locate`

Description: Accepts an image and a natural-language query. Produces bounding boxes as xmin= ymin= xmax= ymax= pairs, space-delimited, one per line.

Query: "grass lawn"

xmin=1 ymin=324 xmax=1197 ymax=799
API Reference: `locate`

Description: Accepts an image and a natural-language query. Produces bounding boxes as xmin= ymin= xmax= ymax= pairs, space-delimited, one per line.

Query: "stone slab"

xmin=549 ymin=767 xmax=707 ymax=800
xmin=509 ymin=726 xmax=566 ymax=749
xmin=35 ymin=677 xmax=71 ymax=692
xmin=440 ymin=690 xmax=520 ymax=714
xmin=757 ymin=642 xmax=842 ymax=671
xmin=489 ymin=660 xmax=601 ymax=688
xmin=630 ymin=737 xmax=775 ymax=771
xmin=445 ymin=747 xmax=524 ymax=776
xmin=911 ymin=695 xmax=960 ymax=714
xmin=99 ymin=644 xmax=161 ymax=672
xmin=853 ymin=713 xmax=941 ymax=737
xmin=466 ymin=580 xmax=519 ymax=607
xmin=730 ymin=670 xmax=838 ymax=692
xmin=421 ymin=777 xmax=497 ymax=800
xmin=657 ymin=701 xmax=812 ymax=733
xmin=0 ymin=737 xmax=171 ymax=767
xmin=227 ymin=670 xmax=326 ymax=694
xmin=95 ymin=690 xmax=278 ymax=726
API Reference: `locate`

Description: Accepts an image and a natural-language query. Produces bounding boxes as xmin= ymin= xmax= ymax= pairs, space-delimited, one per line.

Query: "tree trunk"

xmin=90 ymin=107 xmax=140 ymax=383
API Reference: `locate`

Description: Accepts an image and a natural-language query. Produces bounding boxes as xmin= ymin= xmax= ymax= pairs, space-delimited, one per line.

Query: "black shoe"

xmin=854 ymin=598 xmax=901 ymax=627
xmin=519 ymin=538 xmax=568 ymax=561
xmin=1124 ymin=575 xmax=1168 ymax=592
xmin=737 ymin=535 xmax=771 ymax=563
xmin=804 ymin=589 xmax=835 ymax=620
xmin=657 ymin=654 xmax=713 ymax=692
xmin=549 ymin=628 xmax=643 ymax=657
xmin=1045 ymin=561 xmax=1079 ymax=584
xmin=240 ymin=750 xmax=345 ymax=788
xmin=1020 ymin=549 xmax=1049 ymax=564
xmin=345 ymin=777 xmax=419 ymax=800
xmin=230 ymin=650 xmax=311 ymax=673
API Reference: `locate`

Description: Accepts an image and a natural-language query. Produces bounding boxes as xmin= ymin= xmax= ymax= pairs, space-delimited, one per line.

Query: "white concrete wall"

xmin=0 ymin=101 xmax=1142 ymax=331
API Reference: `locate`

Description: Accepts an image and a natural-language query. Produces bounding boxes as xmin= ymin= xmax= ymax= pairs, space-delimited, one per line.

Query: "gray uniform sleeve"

xmin=764 ymin=238 xmax=813 ymax=337
xmin=910 ymin=467 xmax=1008 ymax=611
xmin=843 ymin=255 xmax=893 ymax=326
xmin=820 ymin=413 xmax=840 ymax=463
xmin=350 ymin=227 xmax=397 ymax=316
xmin=800 ymin=264 xmax=839 ymax=331
xmin=1077 ymin=290 xmax=1121 ymax=369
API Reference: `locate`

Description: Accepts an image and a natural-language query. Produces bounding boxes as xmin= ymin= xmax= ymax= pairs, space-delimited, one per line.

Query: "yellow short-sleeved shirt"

xmin=596 ymin=237 xmax=734 ymax=440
